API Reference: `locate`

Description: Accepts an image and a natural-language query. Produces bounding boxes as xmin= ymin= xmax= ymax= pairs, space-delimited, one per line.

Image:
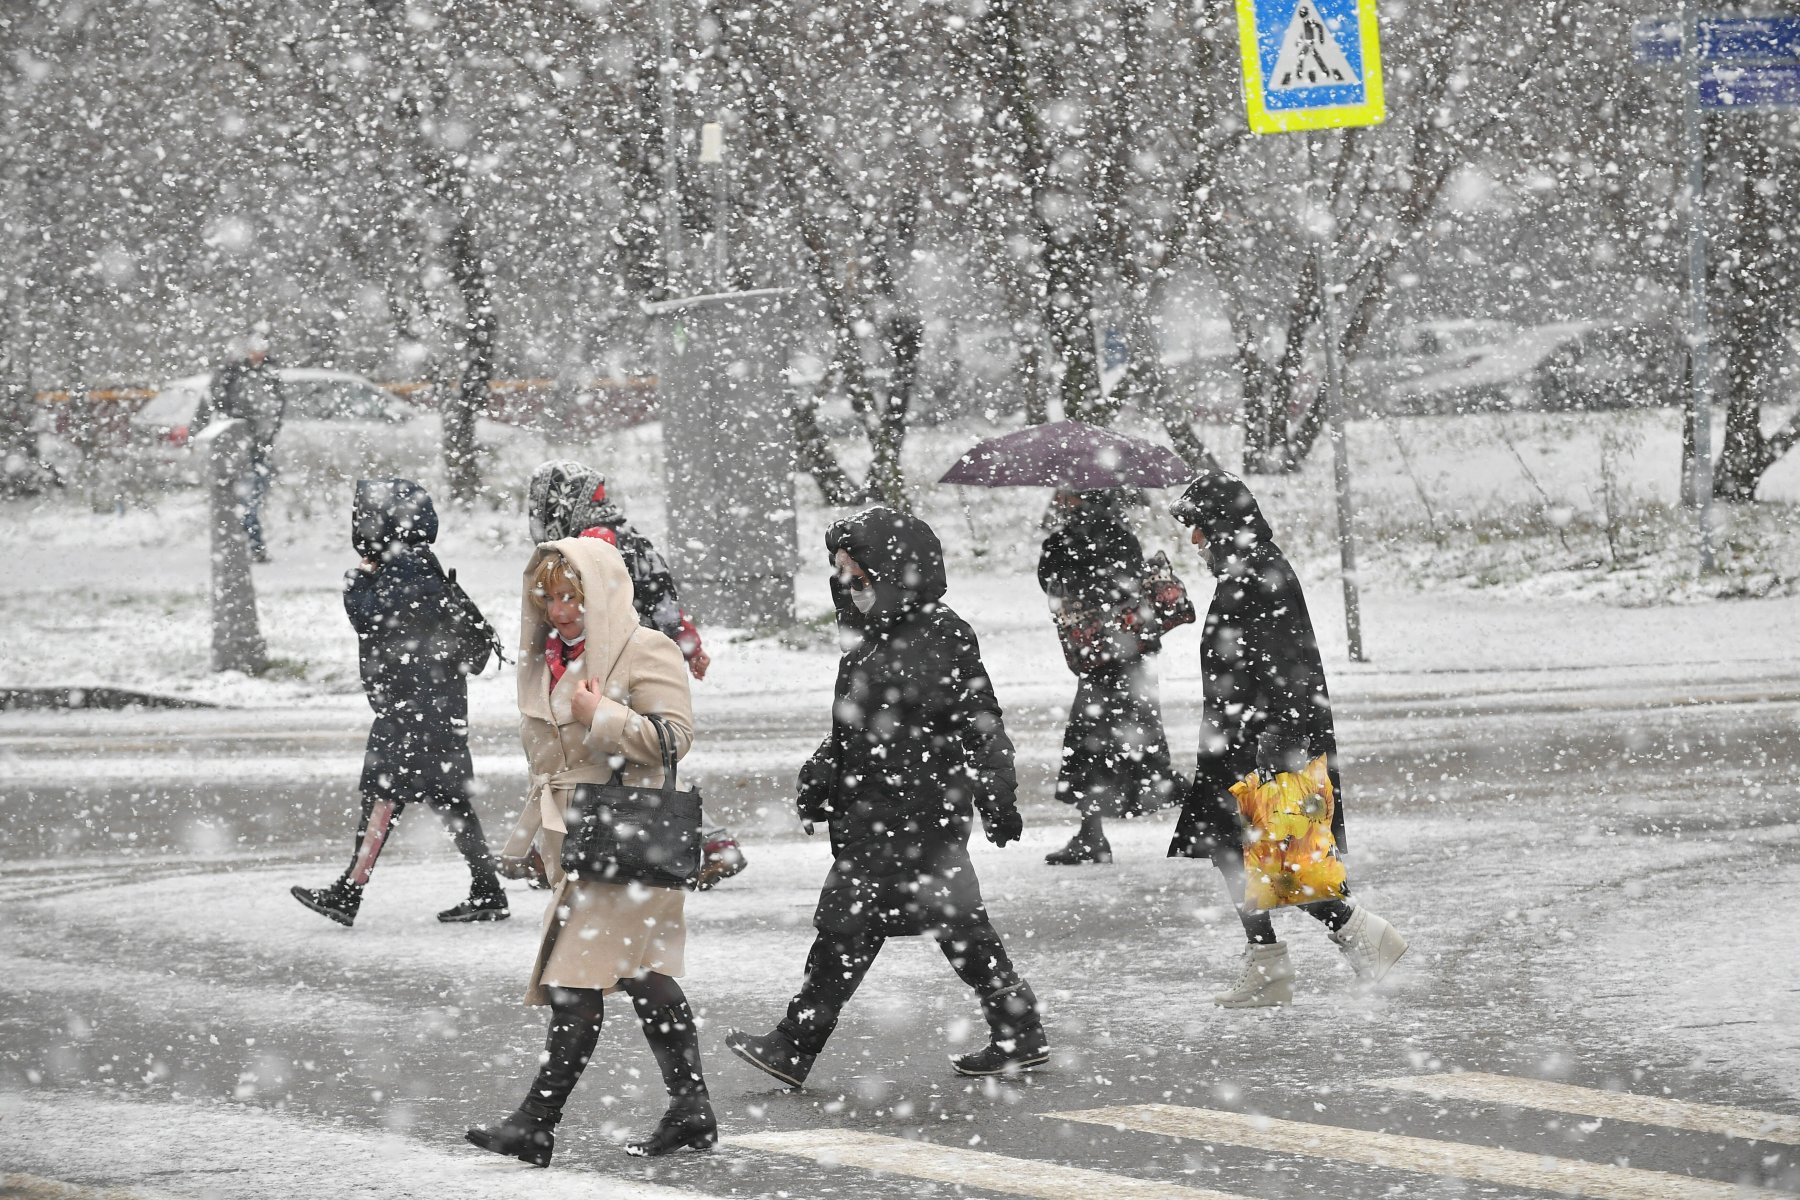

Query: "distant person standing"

xmin=194 ymin=330 xmax=286 ymax=562
xmin=1039 ymin=488 xmax=1180 ymax=865
xmin=526 ymin=461 xmax=710 ymax=680
xmin=291 ymin=478 xmax=509 ymax=928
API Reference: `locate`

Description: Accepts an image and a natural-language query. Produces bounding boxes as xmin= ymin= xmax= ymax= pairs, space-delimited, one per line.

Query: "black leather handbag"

xmin=561 ymin=713 xmax=703 ymax=889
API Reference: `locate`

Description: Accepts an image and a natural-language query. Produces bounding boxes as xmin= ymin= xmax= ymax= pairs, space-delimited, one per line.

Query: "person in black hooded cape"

xmin=1168 ymin=471 xmax=1407 ymax=1007
xmin=725 ymin=506 xmax=1049 ymax=1083
xmin=291 ymin=478 xmax=508 ymax=927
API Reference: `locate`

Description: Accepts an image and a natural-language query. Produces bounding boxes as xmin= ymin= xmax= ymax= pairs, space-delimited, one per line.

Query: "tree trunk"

xmin=1712 ymin=123 xmax=1787 ymax=503
xmin=443 ymin=215 xmax=492 ymax=506
xmin=792 ymin=375 xmax=861 ymax=505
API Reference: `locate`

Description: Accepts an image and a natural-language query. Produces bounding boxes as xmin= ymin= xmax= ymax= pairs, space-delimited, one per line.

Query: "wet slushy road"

xmin=2 ymin=678 xmax=1797 ymax=1198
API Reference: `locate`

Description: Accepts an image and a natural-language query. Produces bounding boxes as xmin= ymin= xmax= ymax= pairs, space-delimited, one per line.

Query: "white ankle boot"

xmin=1213 ymin=942 xmax=1294 ymax=1008
xmin=1329 ymin=907 xmax=1408 ymax=984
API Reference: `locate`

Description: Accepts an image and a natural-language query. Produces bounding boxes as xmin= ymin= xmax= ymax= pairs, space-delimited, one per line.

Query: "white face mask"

xmin=851 ymin=585 xmax=875 ymax=614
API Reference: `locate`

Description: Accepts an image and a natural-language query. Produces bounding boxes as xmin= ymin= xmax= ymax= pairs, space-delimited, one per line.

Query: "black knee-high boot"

xmin=466 ymin=987 xmax=604 ymax=1167
xmin=624 ymin=992 xmax=717 ymax=1157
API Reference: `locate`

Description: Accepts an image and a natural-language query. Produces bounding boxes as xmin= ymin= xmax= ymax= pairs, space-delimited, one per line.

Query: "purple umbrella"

xmin=939 ymin=420 xmax=1194 ymax=490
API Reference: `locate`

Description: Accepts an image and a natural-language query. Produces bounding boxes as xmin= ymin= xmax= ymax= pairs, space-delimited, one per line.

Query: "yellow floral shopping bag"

xmin=1230 ymin=754 xmax=1347 ymax=911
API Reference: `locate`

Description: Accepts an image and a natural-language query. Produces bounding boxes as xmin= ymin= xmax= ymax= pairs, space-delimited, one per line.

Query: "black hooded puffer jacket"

xmin=344 ymin=479 xmax=471 ymax=793
xmin=798 ymin=506 xmax=1020 ymax=937
xmin=1166 ymin=471 xmax=1347 ymax=859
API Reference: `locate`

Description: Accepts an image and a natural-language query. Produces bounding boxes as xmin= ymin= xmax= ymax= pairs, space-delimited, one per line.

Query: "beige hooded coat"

xmin=503 ymin=536 xmax=695 ymax=1004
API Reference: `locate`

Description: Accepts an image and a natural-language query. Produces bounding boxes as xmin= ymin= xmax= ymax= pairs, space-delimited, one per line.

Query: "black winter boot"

xmin=626 ymin=999 xmax=717 ymax=1157
xmin=1044 ymin=812 xmax=1112 ymax=865
xmin=438 ymin=887 xmax=510 ymax=923
xmin=290 ymin=878 xmax=362 ymax=927
xmin=467 ymin=987 xmax=602 ymax=1168
xmin=464 ymin=1099 xmax=559 ymax=1167
xmin=952 ymin=981 xmax=1050 ymax=1076
xmin=724 ymin=1028 xmax=815 ymax=1089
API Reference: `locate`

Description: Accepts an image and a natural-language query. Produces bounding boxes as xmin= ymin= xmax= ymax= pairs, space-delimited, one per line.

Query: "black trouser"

xmin=344 ymin=782 xmax=500 ymax=894
xmin=778 ymin=920 xmax=1021 ymax=1054
xmin=1212 ymin=851 xmax=1353 ymax=942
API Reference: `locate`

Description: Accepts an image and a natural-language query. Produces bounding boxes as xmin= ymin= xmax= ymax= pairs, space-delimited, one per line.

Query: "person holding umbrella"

xmin=1167 ymin=470 xmax=1407 ymax=1008
xmin=1038 ymin=488 xmax=1181 ymax=864
xmin=940 ymin=421 xmax=1198 ymax=866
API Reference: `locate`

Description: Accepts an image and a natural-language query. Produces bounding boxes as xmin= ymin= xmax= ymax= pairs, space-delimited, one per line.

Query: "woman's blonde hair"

xmin=527 ymin=550 xmax=585 ymax=610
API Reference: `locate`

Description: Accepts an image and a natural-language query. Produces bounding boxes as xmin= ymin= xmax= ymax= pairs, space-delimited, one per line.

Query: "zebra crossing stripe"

xmin=1047 ymin=1104 xmax=1788 ymax=1200
xmin=729 ymin=1128 xmax=1253 ymax=1200
xmin=1372 ymin=1072 xmax=1800 ymax=1147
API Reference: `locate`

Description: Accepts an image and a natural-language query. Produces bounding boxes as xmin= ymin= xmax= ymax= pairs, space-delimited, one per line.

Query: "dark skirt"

xmin=360 ymin=716 xmax=472 ymax=803
xmin=1056 ymin=662 xmax=1178 ymax=819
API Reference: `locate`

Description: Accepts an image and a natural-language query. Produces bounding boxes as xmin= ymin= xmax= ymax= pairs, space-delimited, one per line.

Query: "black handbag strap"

xmin=642 ymin=712 xmax=679 ymax=796
xmin=597 ymin=711 xmax=681 ymax=793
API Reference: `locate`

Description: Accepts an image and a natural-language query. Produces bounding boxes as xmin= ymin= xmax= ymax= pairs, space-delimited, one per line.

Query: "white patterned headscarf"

xmin=526 ymin=460 xmax=623 ymax=543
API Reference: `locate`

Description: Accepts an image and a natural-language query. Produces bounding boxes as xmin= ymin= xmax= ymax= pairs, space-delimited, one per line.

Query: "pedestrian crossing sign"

xmin=1237 ymin=0 xmax=1386 ymax=134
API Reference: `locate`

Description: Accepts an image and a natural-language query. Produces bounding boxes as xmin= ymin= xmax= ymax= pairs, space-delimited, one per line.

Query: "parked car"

xmin=1351 ymin=319 xmax=1521 ymax=415
xmin=1378 ymin=320 xmax=1685 ymax=415
xmin=1532 ymin=319 xmax=1685 ymax=411
xmin=130 ymin=368 xmax=415 ymax=448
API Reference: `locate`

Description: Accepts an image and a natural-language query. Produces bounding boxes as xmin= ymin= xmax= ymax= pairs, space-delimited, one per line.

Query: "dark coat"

xmin=799 ymin=507 xmax=1020 ymax=937
xmin=345 ymin=478 xmax=472 ymax=802
xmin=1038 ymin=498 xmax=1176 ymax=816
xmin=1168 ymin=472 xmax=1346 ymax=860
xmin=197 ymin=357 xmax=286 ymax=462
xmin=1037 ymin=497 xmax=1145 ymax=615
xmin=527 ymin=459 xmax=687 ymax=643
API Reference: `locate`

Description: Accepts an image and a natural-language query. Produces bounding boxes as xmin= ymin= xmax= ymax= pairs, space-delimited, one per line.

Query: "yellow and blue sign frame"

xmin=1236 ymin=0 xmax=1386 ymax=134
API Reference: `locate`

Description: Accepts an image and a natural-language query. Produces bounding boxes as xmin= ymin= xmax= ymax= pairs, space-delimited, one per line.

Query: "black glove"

xmin=984 ymin=803 xmax=1023 ymax=848
xmin=796 ymin=744 xmax=836 ymax=824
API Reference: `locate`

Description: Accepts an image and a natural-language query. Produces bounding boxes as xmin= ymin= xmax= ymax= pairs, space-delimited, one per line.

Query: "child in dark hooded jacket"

xmin=290 ymin=478 xmax=508 ymax=927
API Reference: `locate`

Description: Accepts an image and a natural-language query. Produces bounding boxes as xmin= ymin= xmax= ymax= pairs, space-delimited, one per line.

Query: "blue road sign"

xmin=1702 ymin=63 xmax=1800 ymax=106
xmin=1632 ymin=15 xmax=1800 ymax=64
xmin=1235 ymin=0 xmax=1385 ymax=134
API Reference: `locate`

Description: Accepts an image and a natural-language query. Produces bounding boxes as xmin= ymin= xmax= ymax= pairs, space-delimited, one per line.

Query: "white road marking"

xmin=731 ymin=1128 xmax=1253 ymax=1200
xmin=1372 ymin=1072 xmax=1800 ymax=1147
xmin=1048 ymin=1104 xmax=1787 ymax=1200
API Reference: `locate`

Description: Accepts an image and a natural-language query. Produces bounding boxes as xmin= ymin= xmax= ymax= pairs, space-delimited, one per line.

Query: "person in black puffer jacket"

xmin=725 ymin=507 xmax=1048 ymax=1083
xmin=290 ymin=478 xmax=508 ymax=928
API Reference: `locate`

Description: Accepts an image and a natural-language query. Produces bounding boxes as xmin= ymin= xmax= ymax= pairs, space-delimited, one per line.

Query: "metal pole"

xmin=1682 ymin=5 xmax=1716 ymax=573
xmin=654 ymin=0 xmax=682 ymax=290
xmin=1307 ymin=132 xmax=1366 ymax=663
xmin=700 ymin=120 xmax=728 ymax=288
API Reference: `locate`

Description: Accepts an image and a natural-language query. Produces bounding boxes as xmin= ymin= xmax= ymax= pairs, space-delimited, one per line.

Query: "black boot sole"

xmin=438 ymin=907 xmax=511 ymax=923
xmin=724 ymin=1036 xmax=808 ymax=1089
xmin=290 ymin=886 xmax=356 ymax=927
xmin=1043 ymin=849 xmax=1114 ymax=866
xmin=624 ymin=1127 xmax=718 ymax=1157
xmin=464 ymin=1128 xmax=551 ymax=1168
xmin=951 ymin=1050 xmax=1051 ymax=1077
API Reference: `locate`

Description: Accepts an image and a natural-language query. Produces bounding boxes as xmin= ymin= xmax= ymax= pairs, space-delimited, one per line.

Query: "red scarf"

xmin=546 ymin=631 xmax=585 ymax=687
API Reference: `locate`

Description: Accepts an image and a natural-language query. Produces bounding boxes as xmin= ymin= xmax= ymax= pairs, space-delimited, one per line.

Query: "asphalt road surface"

xmin=2 ymin=679 xmax=1797 ymax=1198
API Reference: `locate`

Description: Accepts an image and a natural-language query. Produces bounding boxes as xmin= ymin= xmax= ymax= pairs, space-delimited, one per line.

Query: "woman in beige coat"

xmin=466 ymin=536 xmax=714 ymax=1165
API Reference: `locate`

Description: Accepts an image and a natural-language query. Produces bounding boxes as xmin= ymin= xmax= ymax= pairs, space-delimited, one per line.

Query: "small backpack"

xmin=441 ymin=566 xmax=506 ymax=675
